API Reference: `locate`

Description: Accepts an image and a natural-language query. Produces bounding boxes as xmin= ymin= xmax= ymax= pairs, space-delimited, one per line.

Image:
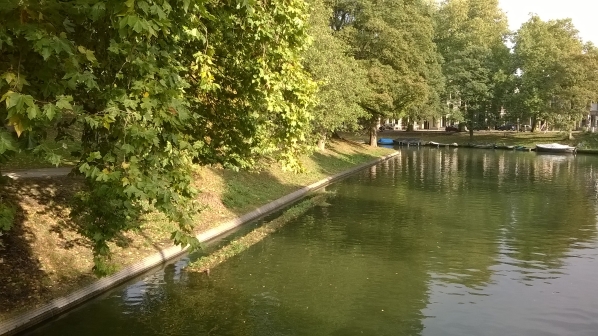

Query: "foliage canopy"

xmin=1 ymin=0 xmax=316 ymax=271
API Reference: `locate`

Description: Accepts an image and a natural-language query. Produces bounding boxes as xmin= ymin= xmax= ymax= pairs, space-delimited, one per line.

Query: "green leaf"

xmin=85 ymin=50 xmax=97 ymax=63
xmin=0 ymin=203 xmax=16 ymax=232
xmin=126 ymin=15 xmax=139 ymax=29
xmin=22 ymin=95 xmax=34 ymax=108
xmin=56 ymin=96 xmax=73 ymax=110
xmin=138 ymin=1 xmax=150 ymax=14
xmin=84 ymin=116 xmax=99 ymax=129
xmin=0 ymin=90 xmax=16 ymax=109
xmin=0 ymin=130 xmax=17 ymax=155
xmin=40 ymin=47 xmax=52 ymax=60
xmin=123 ymin=98 xmax=138 ymax=109
xmin=132 ymin=19 xmax=144 ymax=33
xmin=43 ymin=103 xmax=57 ymax=120
xmin=121 ymin=144 xmax=135 ymax=154
xmin=124 ymin=185 xmax=141 ymax=197
xmin=3 ymin=72 xmax=16 ymax=84
xmin=79 ymin=162 xmax=91 ymax=174
xmin=14 ymin=75 xmax=29 ymax=91
xmin=46 ymin=152 xmax=62 ymax=166
xmin=7 ymin=115 xmax=25 ymax=137
xmin=63 ymin=18 xmax=75 ymax=33
xmin=108 ymin=40 xmax=121 ymax=54
xmin=90 ymin=2 xmax=106 ymax=21
xmin=27 ymin=104 xmax=40 ymax=119
xmin=87 ymin=151 xmax=102 ymax=162
xmin=4 ymin=91 xmax=19 ymax=109
xmin=119 ymin=17 xmax=129 ymax=30
xmin=93 ymin=232 xmax=103 ymax=242
xmin=155 ymin=5 xmax=167 ymax=19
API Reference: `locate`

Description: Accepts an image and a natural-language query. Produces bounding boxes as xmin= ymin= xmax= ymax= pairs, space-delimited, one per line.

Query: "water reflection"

xmin=23 ymin=148 xmax=598 ymax=336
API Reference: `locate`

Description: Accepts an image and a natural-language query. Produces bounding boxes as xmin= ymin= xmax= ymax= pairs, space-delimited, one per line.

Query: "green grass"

xmin=216 ymin=140 xmax=393 ymax=215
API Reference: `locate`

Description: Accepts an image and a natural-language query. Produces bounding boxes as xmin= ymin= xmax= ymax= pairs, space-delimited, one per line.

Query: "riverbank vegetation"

xmin=2 ymin=0 xmax=598 ymax=283
xmin=0 ymin=140 xmax=392 ymax=321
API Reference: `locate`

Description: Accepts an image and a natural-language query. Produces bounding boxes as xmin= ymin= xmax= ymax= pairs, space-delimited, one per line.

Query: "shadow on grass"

xmin=0 ymin=177 xmax=96 ymax=317
xmin=0 ymin=173 xmax=204 ymax=320
xmin=0 ymin=195 xmax=49 ymax=317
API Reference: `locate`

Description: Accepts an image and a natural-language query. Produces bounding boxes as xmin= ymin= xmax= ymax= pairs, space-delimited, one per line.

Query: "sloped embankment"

xmin=0 ymin=140 xmax=394 ymax=322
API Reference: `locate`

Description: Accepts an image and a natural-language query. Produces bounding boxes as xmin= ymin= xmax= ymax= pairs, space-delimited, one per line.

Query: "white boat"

xmin=535 ymin=143 xmax=576 ymax=153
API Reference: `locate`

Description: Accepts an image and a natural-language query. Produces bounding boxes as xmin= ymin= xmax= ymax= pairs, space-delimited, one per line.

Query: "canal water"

xmin=22 ymin=148 xmax=598 ymax=336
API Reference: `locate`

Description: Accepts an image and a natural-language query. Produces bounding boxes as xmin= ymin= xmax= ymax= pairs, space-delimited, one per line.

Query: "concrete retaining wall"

xmin=0 ymin=150 xmax=399 ymax=335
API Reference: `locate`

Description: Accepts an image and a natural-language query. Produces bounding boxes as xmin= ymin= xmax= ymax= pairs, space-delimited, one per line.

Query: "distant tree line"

xmin=305 ymin=0 xmax=598 ymax=143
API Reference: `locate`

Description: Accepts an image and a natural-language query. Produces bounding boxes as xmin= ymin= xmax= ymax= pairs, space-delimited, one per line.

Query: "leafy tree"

xmin=513 ymin=16 xmax=598 ymax=136
xmin=549 ymin=43 xmax=598 ymax=138
xmin=0 ymin=0 xmax=316 ymax=273
xmin=188 ymin=0 xmax=317 ymax=169
xmin=435 ymin=0 xmax=510 ymax=138
xmin=332 ymin=0 xmax=444 ymax=146
xmin=303 ymin=0 xmax=368 ymax=150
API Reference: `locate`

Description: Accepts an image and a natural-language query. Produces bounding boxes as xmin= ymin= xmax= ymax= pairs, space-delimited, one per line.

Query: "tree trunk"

xmin=369 ymin=124 xmax=378 ymax=147
xmin=568 ymin=129 xmax=573 ymax=140
xmin=317 ymin=132 xmax=326 ymax=151
xmin=531 ymin=117 xmax=537 ymax=132
xmin=467 ymin=106 xmax=473 ymax=141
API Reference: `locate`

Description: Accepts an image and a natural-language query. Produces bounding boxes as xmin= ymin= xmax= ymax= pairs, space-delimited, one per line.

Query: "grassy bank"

xmin=0 ymin=140 xmax=393 ymax=322
xmin=343 ymin=130 xmax=598 ymax=148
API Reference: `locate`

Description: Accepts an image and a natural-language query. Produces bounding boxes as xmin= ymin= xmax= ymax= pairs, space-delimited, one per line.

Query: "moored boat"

xmin=377 ymin=138 xmax=394 ymax=145
xmin=393 ymin=138 xmax=422 ymax=145
xmin=514 ymin=145 xmax=531 ymax=151
xmin=535 ymin=143 xmax=576 ymax=153
xmin=426 ymin=141 xmax=459 ymax=147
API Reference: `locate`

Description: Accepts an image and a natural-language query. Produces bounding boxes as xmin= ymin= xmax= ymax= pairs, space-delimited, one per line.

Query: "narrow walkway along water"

xmin=1 ymin=167 xmax=73 ymax=179
xmin=20 ymin=148 xmax=598 ymax=336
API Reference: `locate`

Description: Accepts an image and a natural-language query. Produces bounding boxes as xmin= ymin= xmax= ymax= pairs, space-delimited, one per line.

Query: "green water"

xmin=23 ymin=148 xmax=598 ymax=336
